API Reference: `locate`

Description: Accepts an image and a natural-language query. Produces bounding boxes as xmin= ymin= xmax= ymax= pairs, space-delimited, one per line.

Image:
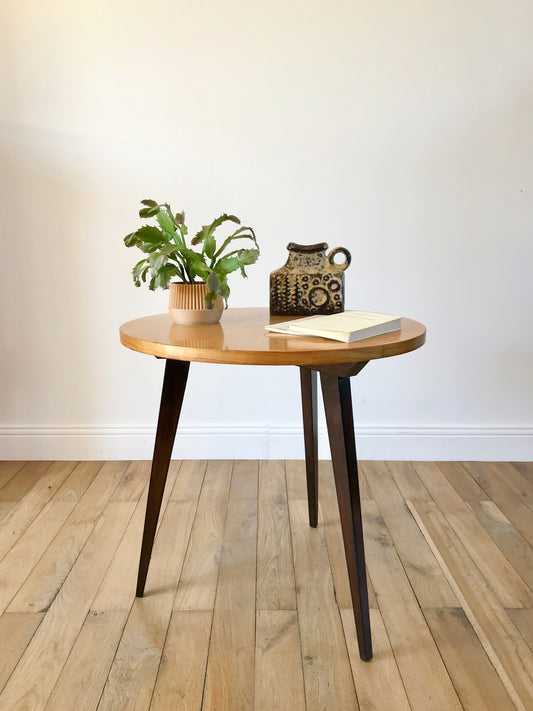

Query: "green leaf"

xmin=136 ymin=225 xmax=166 ymax=244
xmin=132 ymin=259 xmax=148 ymax=278
xmin=162 ymin=264 xmax=181 ymax=286
xmin=150 ymin=252 xmax=167 ymax=270
xmin=167 ymin=245 xmax=208 ymax=281
xmin=215 ymin=255 xmax=240 ymax=275
xmin=154 ymin=264 xmax=172 ymax=289
xmin=156 ymin=210 xmax=176 ymax=235
xmin=166 ymin=264 xmax=181 ymax=278
xmin=237 ymin=249 xmax=259 ymax=277
xmin=191 ymin=225 xmax=210 ymax=245
xmin=211 ymin=213 xmax=241 ymax=230
xmin=139 ymin=206 xmax=160 ymax=218
xmin=204 ymin=234 xmax=216 ymax=259
xmin=237 ymin=248 xmax=260 ymax=266
xmin=228 ymin=225 xmax=258 ymax=243
xmin=204 ymin=290 xmax=218 ymax=309
xmin=188 ymin=254 xmax=209 ymax=280
xmin=192 ymin=214 xmax=242 ymax=246
xmin=206 ymin=271 xmax=219 ymax=293
xmin=213 ymin=227 xmax=257 ymax=259
xmin=194 ymin=262 xmax=210 ymax=280
xmin=141 ymin=199 xmax=158 ymax=207
xmin=124 ymin=232 xmax=140 ymax=248
xmin=218 ymin=278 xmax=230 ymax=301
xmin=145 ymin=263 xmax=181 ymax=291
xmin=207 ymin=214 xmax=240 ymax=238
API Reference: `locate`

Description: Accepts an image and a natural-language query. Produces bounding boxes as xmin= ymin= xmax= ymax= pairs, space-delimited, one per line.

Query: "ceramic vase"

xmin=269 ymin=242 xmax=351 ymax=316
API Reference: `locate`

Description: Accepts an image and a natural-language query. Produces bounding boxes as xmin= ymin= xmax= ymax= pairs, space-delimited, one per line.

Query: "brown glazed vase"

xmin=269 ymin=242 xmax=351 ymax=316
xmin=168 ymin=282 xmax=224 ymax=324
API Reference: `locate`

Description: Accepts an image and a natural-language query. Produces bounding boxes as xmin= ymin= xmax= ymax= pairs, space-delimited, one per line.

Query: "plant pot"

xmin=168 ymin=282 xmax=224 ymax=325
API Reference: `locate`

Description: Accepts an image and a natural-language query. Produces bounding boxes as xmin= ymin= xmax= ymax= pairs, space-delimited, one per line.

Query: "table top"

xmin=119 ymin=308 xmax=426 ymax=366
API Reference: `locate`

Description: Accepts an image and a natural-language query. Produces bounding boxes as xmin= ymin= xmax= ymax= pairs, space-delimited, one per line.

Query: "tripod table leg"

xmin=320 ymin=370 xmax=372 ymax=661
xmin=136 ymin=358 xmax=190 ymax=597
xmin=300 ymin=366 xmax=319 ymax=528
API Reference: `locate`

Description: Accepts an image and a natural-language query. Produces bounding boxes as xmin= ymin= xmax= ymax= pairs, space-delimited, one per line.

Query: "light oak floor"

xmin=0 ymin=460 xmax=532 ymax=710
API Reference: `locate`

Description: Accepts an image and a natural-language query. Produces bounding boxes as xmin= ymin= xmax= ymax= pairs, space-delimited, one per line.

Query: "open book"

xmin=265 ymin=310 xmax=402 ymax=343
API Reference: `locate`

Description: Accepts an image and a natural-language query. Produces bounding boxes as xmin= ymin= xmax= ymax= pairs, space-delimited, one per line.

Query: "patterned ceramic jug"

xmin=269 ymin=242 xmax=351 ymax=316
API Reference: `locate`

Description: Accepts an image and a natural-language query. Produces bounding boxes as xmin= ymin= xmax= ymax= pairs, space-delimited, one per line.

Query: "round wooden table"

xmin=120 ymin=308 xmax=426 ymax=661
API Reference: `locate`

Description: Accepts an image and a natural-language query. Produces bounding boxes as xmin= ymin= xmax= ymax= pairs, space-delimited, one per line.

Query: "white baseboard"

xmin=0 ymin=425 xmax=532 ymax=461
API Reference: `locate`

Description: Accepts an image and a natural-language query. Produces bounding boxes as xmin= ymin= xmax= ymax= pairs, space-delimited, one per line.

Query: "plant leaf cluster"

xmin=124 ymin=199 xmax=259 ymax=308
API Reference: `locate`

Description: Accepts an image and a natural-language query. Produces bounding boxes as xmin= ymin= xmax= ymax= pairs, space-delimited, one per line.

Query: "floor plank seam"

xmin=87 ymin=495 xmax=145 ymax=709
xmin=0 ymin=461 xmax=27 ymax=494
xmin=282 ymin=462 xmax=308 ymax=711
xmin=251 ymin=463 xmax=259 ymax=711
xmin=394 ymin=462 xmax=531 ymax=611
xmin=463 ymin=499 xmax=533 ymax=598
xmin=419 ymin=607 xmax=479 ymax=711
xmin=30 ymin=516 xmax=101 ymax=615
xmin=151 ymin=465 xmax=209 ymax=711
xmin=0 ymin=613 xmax=45 ymax=696
xmin=406 ymin=499 xmax=530 ymax=711
xmin=317 ymin=497 xmax=364 ymax=708
xmin=93 ymin=607 xmax=135 ymax=711
xmin=378 ymin=605 xmax=415 ymax=711
xmin=197 ymin=460 xmax=235 ymax=711
xmin=504 ymin=608 xmax=533 ymax=653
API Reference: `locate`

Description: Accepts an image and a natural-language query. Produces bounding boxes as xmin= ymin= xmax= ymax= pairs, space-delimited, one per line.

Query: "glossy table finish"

xmin=120 ymin=308 xmax=426 ymax=661
xmin=120 ymin=308 xmax=426 ymax=365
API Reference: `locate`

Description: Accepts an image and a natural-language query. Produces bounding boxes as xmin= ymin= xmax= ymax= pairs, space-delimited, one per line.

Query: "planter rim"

xmin=170 ymin=280 xmax=207 ymax=286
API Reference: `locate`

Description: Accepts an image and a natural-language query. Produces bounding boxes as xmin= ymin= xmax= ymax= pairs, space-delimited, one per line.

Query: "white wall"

xmin=1 ymin=0 xmax=532 ymax=460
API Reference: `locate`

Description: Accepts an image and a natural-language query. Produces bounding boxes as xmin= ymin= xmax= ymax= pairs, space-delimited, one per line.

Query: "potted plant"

xmin=124 ymin=199 xmax=259 ymax=324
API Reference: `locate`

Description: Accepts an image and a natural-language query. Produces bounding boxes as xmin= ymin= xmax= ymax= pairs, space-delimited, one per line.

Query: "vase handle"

xmin=328 ymin=247 xmax=351 ymax=271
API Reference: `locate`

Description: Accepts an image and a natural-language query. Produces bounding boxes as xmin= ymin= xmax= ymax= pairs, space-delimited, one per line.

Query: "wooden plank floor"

xmin=0 ymin=460 xmax=532 ymax=710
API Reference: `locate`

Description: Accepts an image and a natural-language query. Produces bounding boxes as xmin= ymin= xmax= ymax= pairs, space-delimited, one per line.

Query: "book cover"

xmin=265 ymin=311 xmax=402 ymax=343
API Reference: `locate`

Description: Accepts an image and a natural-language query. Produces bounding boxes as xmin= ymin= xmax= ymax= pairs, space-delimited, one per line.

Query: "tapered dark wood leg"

xmin=136 ymin=358 xmax=190 ymax=597
xmin=300 ymin=367 xmax=318 ymax=527
xmin=320 ymin=369 xmax=372 ymax=661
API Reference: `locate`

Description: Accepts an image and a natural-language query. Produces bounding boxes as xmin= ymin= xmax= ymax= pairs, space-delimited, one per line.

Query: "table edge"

xmin=119 ymin=318 xmax=426 ymax=366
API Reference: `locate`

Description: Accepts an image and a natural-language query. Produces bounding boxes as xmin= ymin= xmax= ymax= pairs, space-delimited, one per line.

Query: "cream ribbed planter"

xmin=168 ymin=282 xmax=224 ymax=324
